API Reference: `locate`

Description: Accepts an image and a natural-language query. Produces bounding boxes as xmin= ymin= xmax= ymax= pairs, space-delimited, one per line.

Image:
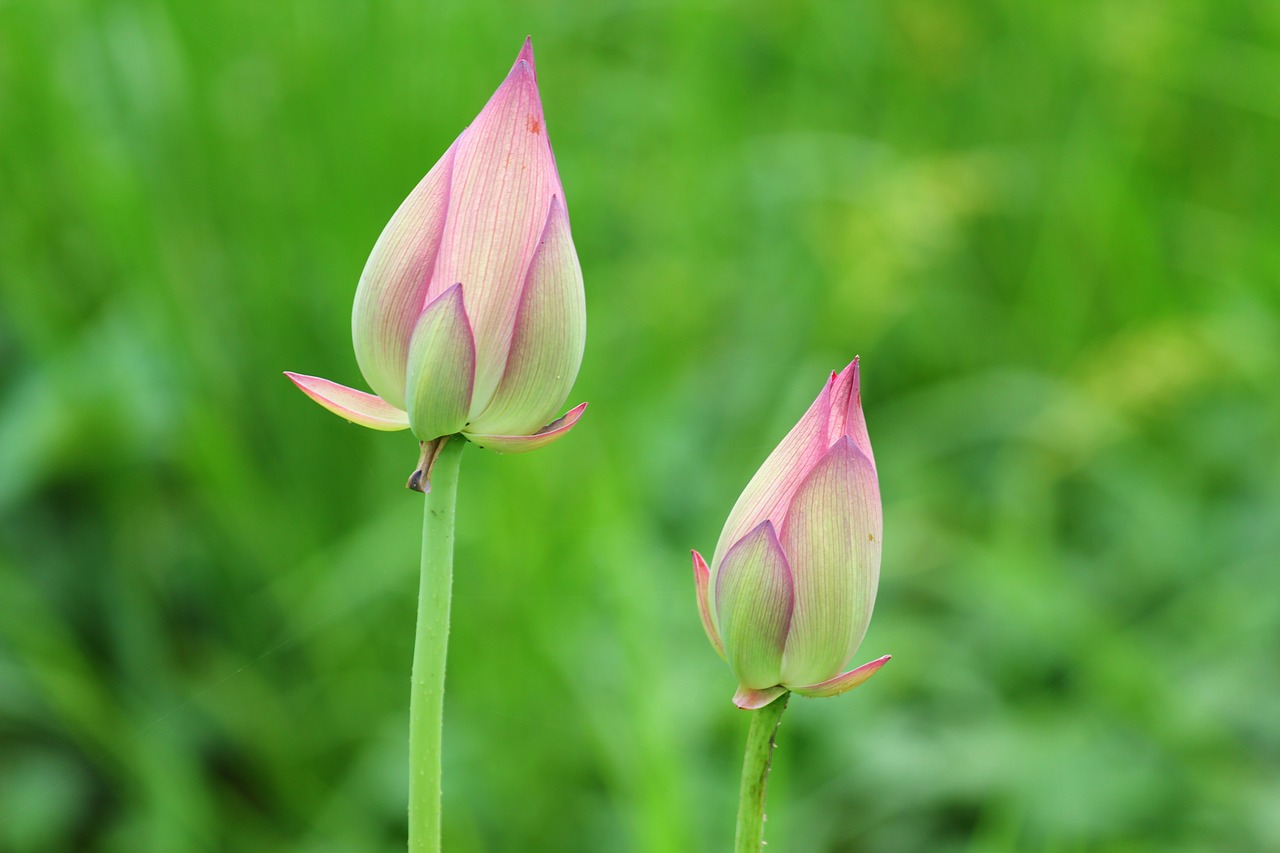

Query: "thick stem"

xmin=408 ymin=437 xmax=465 ymax=853
xmin=734 ymin=692 xmax=791 ymax=853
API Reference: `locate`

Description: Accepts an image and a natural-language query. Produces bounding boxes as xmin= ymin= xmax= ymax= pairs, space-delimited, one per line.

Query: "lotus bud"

xmin=286 ymin=38 xmax=587 ymax=480
xmin=693 ymin=358 xmax=890 ymax=709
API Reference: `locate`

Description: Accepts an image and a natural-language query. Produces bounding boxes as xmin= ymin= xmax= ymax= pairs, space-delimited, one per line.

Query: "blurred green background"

xmin=2 ymin=0 xmax=1278 ymax=850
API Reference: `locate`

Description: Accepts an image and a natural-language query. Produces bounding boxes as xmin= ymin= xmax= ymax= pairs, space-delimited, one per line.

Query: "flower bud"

xmin=286 ymin=38 xmax=586 ymax=456
xmin=693 ymin=359 xmax=889 ymax=709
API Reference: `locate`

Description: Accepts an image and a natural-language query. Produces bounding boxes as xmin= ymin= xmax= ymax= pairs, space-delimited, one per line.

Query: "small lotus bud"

xmin=693 ymin=359 xmax=889 ymax=709
xmin=286 ymin=38 xmax=586 ymax=458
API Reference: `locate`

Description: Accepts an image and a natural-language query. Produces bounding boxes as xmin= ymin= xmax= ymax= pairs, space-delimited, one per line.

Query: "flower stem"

xmin=734 ymin=692 xmax=791 ymax=853
xmin=408 ymin=437 xmax=465 ymax=852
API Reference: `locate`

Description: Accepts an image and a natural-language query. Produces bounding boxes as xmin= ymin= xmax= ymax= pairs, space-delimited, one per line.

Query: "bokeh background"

xmin=2 ymin=1 xmax=1279 ymax=850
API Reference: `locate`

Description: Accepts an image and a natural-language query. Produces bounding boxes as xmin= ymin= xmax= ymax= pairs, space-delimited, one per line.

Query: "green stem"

xmin=408 ymin=437 xmax=465 ymax=853
xmin=734 ymin=692 xmax=791 ymax=853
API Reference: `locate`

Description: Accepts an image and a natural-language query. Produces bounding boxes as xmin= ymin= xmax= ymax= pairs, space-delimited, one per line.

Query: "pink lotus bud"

xmin=693 ymin=359 xmax=890 ymax=709
xmin=286 ymin=38 xmax=586 ymax=456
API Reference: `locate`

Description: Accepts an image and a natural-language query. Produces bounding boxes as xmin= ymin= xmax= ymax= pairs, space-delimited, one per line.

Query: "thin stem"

xmin=734 ymin=692 xmax=791 ymax=853
xmin=408 ymin=437 xmax=465 ymax=853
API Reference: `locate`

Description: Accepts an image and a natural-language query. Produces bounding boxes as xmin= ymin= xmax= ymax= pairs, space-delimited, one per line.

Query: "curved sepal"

xmin=791 ymin=654 xmax=890 ymax=699
xmin=693 ymin=550 xmax=725 ymax=659
xmin=733 ymin=685 xmax=787 ymax=710
xmin=715 ymin=521 xmax=794 ymax=691
xmin=779 ymin=436 xmax=881 ymax=686
xmin=468 ymin=196 xmax=585 ymax=434
xmin=284 ymin=372 xmax=410 ymax=431
xmin=405 ymin=284 xmax=476 ymax=441
xmin=466 ymin=401 xmax=586 ymax=454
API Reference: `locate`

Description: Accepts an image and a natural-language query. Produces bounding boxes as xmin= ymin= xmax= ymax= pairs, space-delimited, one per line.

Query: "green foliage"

xmin=2 ymin=1 xmax=1278 ymax=850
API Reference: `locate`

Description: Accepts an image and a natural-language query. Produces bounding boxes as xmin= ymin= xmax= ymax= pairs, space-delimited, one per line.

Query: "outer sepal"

xmin=692 ymin=550 xmax=725 ymax=659
xmin=791 ymin=654 xmax=890 ymax=699
xmin=284 ymin=372 xmax=410 ymax=431
xmin=733 ymin=685 xmax=787 ymax=710
xmin=466 ymin=401 xmax=586 ymax=454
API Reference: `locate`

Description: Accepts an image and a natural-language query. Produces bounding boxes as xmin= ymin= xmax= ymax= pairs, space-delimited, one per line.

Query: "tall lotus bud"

xmin=286 ymin=38 xmax=587 ymax=472
xmin=693 ymin=359 xmax=890 ymax=709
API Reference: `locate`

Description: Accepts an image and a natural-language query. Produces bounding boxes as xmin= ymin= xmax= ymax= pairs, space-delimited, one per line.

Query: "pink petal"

xmin=711 ymin=371 xmax=838 ymax=570
xmin=284 ymin=372 xmax=410 ymax=431
xmin=351 ymin=145 xmax=456 ymax=409
xmin=778 ymin=437 xmax=881 ymax=687
xmin=465 ymin=401 xmax=586 ymax=454
xmin=829 ymin=357 xmax=875 ymax=471
xmin=432 ymin=41 xmax=562 ymax=415
xmin=693 ymin=550 xmax=726 ymax=659
xmin=791 ymin=654 xmax=890 ymax=699
xmin=404 ymin=284 xmax=476 ymax=440
xmin=467 ymin=196 xmax=585 ymax=436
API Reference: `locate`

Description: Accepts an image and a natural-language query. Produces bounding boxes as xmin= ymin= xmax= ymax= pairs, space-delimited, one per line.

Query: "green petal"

xmin=714 ymin=521 xmax=793 ymax=691
xmin=284 ymin=372 xmax=410 ymax=431
xmin=778 ymin=437 xmax=881 ymax=687
xmin=351 ymin=146 xmax=455 ymax=409
xmin=404 ymin=284 xmax=476 ymax=441
xmin=467 ymin=196 xmax=585 ymax=435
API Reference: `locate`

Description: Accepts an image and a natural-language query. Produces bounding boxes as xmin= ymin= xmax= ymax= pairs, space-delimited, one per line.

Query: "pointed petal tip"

xmin=832 ymin=357 xmax=861 ymax=389
xmin=829 ymin=355 xmax=874 ymax=469
xmin=733 ymin=685 xmax=787 ymax=710
xmin=431 ymin=281 xmax=467 ymax=313
xmin=744 ymin=518 xmax=780 ymax=544
xmin=840 ymin=355 xmax=860 ymax=383
xmin=507 ymin=42 xmax=538 ymax=84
